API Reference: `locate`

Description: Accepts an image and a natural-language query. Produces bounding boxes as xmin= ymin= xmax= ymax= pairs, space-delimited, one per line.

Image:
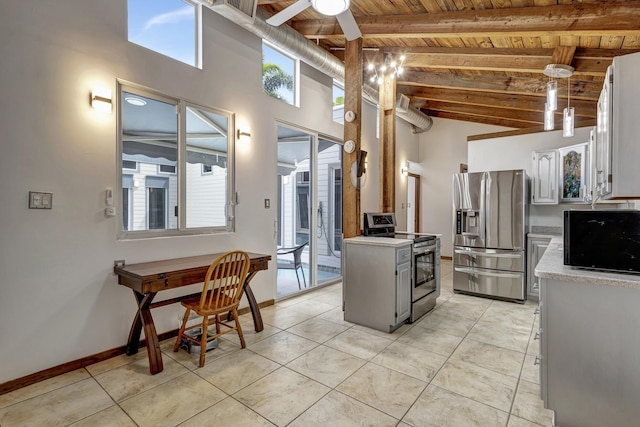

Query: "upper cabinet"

xmin=594 ymin=52 xmax=640 ymax=200
xmin=531 ymin=150 xmax=558 ymax=205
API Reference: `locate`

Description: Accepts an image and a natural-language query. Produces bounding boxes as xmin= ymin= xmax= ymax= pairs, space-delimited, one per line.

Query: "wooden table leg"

xmin=243 ymin=271 xmax=264 ymax=332
xmin=126 ymin=291 xmax=163 ymax=375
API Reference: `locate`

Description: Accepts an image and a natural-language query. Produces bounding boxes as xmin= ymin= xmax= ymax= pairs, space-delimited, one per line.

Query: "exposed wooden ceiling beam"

xmin=401 ymin=86 xmax=597 ymax=117
xmin=292 ymin=3 xmax=640 ymax=39
xmin=423 ymin=111 xmax=537 ymax=129
xmin=417 ymin=101 xmax=543 ymax=125
xmin=397 ymin=71 xmax=602 ymax=100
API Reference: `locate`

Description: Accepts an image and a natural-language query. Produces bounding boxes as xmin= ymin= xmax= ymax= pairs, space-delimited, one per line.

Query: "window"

xmin=333 ymin=82 xmax=345 ymax=124
xmin=159 ymin=164 xmax=176 ymax=174
xmin=262 ymin=42 xmax=297 ymax=106
xmin=128 ymin=0 xmax=201 ymax=68
xmin=119 ymin=83 xmax=234 ymax=238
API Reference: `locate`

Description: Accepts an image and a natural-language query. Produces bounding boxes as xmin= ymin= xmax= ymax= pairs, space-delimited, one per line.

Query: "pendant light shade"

xmin=546 ymin=80 xmax=558 ymax=111
xmin=544 ymin=103 xmax=554 ymax=131
xmin=563 ymin=107 xmax=575 ymax=137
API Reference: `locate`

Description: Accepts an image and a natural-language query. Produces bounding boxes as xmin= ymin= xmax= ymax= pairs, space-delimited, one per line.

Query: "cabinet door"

xmin=595 ymin=70 xmax=613 ymax=198
xmin=396 ymin=261 xmax=411 ymax=322
xmin=532 ymin=150 xmax=558 ymax=204
xmin=527 ymin=237 xmax=551 ymax=300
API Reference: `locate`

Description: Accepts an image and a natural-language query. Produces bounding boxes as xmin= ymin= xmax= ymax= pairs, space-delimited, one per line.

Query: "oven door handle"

xmin=454 ymin=250 xmax=520 ymax=259
xmin=454 ymin=267 xmax=522 ymax=279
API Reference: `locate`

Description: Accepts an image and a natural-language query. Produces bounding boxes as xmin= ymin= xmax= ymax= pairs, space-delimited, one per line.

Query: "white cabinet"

xmin=343 ymin=238 xmax=412 ymax=333
xmin=594 ymin=52 xmax=640 ymax=199
xmin=531 ymin=150 xmax=558 ymax=204
xmin=526 ymin=234 xmax=552 ymax=301
xmin=539 ymin=276 xmax=640 ymax=427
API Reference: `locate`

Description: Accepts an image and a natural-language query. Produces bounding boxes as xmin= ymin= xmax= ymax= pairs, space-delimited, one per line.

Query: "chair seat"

xmin=180 ymin=292 xmax=235 ymax=316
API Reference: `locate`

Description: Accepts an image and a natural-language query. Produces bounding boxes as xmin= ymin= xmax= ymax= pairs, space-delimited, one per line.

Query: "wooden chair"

xmin=277 ymin=241 xmax=308 ymax=289
xmin=173 ymin=250 xmax=250 ymax=367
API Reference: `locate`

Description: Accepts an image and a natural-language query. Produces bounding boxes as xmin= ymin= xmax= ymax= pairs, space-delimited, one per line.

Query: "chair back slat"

xmin=199 ymin=251 xmax=250 ymax=311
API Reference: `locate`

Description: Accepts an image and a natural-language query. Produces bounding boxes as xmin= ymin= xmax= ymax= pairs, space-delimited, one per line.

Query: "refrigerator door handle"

xmin=454 ymin=250 xmax=521 ymax=259
xmin=454 ymin=267 xmax=522 ymax=279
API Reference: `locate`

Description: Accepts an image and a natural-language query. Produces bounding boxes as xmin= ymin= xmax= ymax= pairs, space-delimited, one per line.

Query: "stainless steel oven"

xmin=410 ymin=235 xmax=440 ymax=322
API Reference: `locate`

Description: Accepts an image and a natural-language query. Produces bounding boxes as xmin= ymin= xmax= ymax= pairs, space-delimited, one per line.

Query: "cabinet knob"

xmin=534 ymin=355 xmax=542 ymax=366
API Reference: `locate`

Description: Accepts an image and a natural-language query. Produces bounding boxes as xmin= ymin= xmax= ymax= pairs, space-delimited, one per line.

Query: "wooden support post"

xmin=379 ymin=70 xmax=396 ymax=213
xmin=342 ymin=37 xmax=363 ymax=238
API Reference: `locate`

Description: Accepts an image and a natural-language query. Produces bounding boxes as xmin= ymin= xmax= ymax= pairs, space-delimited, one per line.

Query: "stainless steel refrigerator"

xmin=452 ymin=169 xmax=527 ymax=301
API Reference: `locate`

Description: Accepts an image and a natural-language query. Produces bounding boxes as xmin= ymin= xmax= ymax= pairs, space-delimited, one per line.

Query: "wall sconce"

xmin=401 ymin=161 xmax=409 ymax=176
xmin=91 ymin=88 xmax=112 ymax=113
xmin=237 ymin=129 xmax=251 ymax=147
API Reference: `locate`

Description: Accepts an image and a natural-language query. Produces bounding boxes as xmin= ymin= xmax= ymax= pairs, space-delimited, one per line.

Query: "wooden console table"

xmin=114 ymin=252 xmax=271 ymax=374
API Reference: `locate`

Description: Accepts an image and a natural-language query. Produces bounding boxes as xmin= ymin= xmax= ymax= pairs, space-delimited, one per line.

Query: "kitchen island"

xmin=535 ymin=237 xmax=640 ymax=427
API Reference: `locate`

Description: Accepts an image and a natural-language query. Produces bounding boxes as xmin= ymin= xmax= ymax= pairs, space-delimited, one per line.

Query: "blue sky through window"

xmin=128 ymin=0 xmax=196 ymax=66
xmin=263 ymin=43 xmax=295 ymax=105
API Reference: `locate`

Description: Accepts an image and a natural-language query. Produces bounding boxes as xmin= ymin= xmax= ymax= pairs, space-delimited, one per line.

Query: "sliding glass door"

xmin=276 ymin=125 xmax=342 ymax=297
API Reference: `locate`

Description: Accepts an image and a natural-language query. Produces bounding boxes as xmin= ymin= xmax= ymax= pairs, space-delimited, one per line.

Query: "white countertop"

xmin=343 ymin=236 xmax=412 ymax=247
xmin=535 ymin=236 xmax=640 ymax=289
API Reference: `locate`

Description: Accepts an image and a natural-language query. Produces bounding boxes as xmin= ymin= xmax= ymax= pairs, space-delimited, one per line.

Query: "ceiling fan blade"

xmin=266 ymin=0 xmax=312 ymax=27
xmin=336 ymin=10 xmax=362 ymax=41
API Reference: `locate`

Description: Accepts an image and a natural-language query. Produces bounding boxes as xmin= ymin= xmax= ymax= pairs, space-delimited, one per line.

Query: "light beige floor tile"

xmin=218 ymin=318 xmax=282 ymax=348
xmin=180 ymin=396 xmax=275 ymax=426
xmin=371 ymin=341 xmax=447 ymax=382
xmin=161 ymin=336 xmax=242 ymax=370
xmin=466 ymin=321 xmax=531 ymax=353
xmin=310 ymin=291 xmax=343 ymax=306
xmin=413 ymin=306 xmax=478 ymax=337
xmin=317 ymin=306 xmax=354 ymax=326
xmin=285 ymin=299 xmax=336 ymax=316
xmin=324 ymin=329 xmax=394 ymax=360
xmin=94 ymin=355 xmax=189 ymax=402
xmin=396 ymin=326 xmax=463 ymax=357
xmin=286 ymin=317 xmax=350 ymax=343
xmin=69 ymin=405 xmax=136 ymax=427
xmin=233 ymin=367 xmax=330 ymax=427
xmin=0 ymin=378 xmax=113 ymax=427
xmin=403 ymin=385 xmax=508 ymax=427
xmin=481 ymin=302 xmax=536 ymax=329
xmin=431 ymin=359 xmax=518 ymax=412
xmin=444 ymin=294 xmax=492 ymax=319
xmin=276 ymin=293 xmax=316 ymax=307
xmin=449 ymin=339 xmax=525 ymax=378
xmin=247 ymin=331 xmax=318 ymax=364
xmin=286 ymin=345 xmax=366 ymax=388
xmin=336 ymin=363 xmax=427 ymax=419
xmin=520 ymin=354 xmax=540 ymax=385
xmin=85 ymin=351 xmax=149 ymax=377
xmin=120 ymin=372 xmax=225 ymax=427
xmin=511 ymin=379 xmax=554 ymax=427
xmin=259 ymin=306 xmax=313 ymax=329
xmin=0 ymin=368 xmax=91 ymax=409
xmin=196 ymin=350 xmax=280 ymax=394
xmin=507 ymin=415 xmax=549 ymax=427
xmin=289 ymin=390 xmax=398 ymax=427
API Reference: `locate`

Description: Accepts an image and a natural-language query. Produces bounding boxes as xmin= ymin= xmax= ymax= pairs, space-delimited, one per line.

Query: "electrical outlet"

xmin=264 ymin=199 xmax=270 ymax=209
xmin=113 ymin=259 xmax=125 ymax=268
xmin=29 ymin=191 xmax=53 ymax=209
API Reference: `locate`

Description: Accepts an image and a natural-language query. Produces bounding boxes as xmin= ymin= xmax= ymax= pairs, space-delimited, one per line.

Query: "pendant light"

xmin=542 ymin=64 xmax=575 ymax=133
xmin=563 ymin=75 xmax=575 ymax=137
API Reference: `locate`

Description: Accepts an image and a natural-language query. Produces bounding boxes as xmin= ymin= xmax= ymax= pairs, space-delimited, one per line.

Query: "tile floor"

xmin=0 ymin=259 xmax=553 ymax=427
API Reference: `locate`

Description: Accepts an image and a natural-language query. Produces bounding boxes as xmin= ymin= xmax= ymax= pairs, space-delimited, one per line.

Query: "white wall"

xmin=467 ymin=126 xmax=594 ymax=228
xmin=0 ymin=1 xmax=420 ymax=383
xmin=417 ymin=118 xmax=510 ymax=256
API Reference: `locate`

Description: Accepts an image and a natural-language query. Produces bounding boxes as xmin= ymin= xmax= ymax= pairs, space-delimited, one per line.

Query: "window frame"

xmin=117 ymin=80 xmax=236 ymax=239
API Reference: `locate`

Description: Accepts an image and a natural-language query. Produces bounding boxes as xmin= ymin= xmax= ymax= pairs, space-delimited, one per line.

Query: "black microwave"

xmin=564 ymin=210 xmax=640 ymax=273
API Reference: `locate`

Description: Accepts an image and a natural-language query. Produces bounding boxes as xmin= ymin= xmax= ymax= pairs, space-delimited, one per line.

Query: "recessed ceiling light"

xmin=125 ymin=96 xmax=147 ymax=106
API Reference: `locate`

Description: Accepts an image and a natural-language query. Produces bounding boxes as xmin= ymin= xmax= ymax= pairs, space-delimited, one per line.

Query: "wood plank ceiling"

xmin=257 ymin=0 xmax=640 ymax=129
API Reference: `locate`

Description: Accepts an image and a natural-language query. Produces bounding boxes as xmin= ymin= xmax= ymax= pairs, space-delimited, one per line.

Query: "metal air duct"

xmin=198 ymin=3 xmax=433 ymax=133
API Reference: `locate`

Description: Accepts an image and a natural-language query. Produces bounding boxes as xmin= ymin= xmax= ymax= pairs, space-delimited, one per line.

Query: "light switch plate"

xmin=264 ymin=199 xmax=270 ymax=209
xmin=29 ymin=191 xmax=53 ymax=209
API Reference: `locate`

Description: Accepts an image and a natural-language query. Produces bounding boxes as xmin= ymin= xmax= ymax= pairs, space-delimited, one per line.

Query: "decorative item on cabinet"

xmin=558 ymin=142 xmax=588 ymax=203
